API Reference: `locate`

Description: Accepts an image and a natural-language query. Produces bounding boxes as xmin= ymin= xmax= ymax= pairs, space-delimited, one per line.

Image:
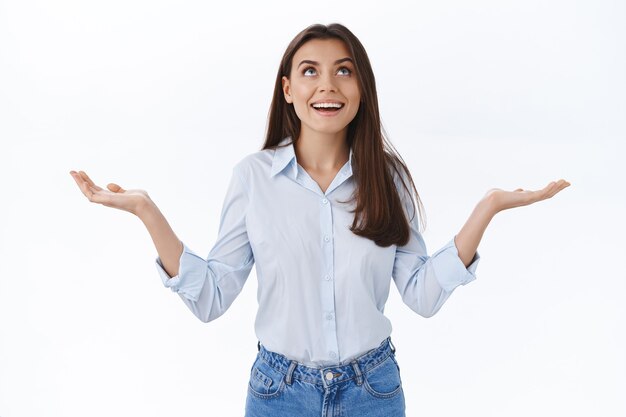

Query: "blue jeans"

xmin=244 ymin=337 xmax=406 ymax=417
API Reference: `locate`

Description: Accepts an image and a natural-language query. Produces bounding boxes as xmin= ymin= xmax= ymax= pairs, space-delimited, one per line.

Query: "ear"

xmin=282 ymin=76 xmax=292 ymax=104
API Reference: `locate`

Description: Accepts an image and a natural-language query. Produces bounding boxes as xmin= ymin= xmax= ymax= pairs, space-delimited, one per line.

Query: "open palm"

xmin=485 ymin=179 xmax=570 ymax=212
xmin=70 ymin=170 xmax=150 ymax=215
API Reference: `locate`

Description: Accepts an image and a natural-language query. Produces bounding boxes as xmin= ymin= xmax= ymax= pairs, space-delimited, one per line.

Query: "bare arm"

xmin=455 ymin=179 xmax=571 ymax=267
xmin=70 ymin=170 xmax=183 ymax=277
xmin=136 ymin=200 xmax=183 ymax=277
xmin=455 ymin=199 xmax=495 ymax=267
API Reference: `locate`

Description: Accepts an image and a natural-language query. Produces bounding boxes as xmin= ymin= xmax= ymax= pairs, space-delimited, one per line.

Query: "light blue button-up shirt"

xmin=156 ymin=136 xmax=480 ymax=367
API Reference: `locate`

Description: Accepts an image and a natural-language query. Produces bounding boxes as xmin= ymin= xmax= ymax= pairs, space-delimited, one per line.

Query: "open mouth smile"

xmin=310 ymin=102 xmax=345 ymax=116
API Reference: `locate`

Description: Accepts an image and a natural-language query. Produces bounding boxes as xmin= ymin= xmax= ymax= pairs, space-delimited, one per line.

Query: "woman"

xmin=70 ymin=23 xmax=570 ymax=417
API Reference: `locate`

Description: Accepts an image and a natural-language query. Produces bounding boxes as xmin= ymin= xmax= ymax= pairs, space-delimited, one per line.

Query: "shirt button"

xmin=324 ymin=274 xmax=331 ymax=281
xmin=322 ymin=198 xmax=328 ymax=204
xmin=326 ymin=313 xmax=334 ymax=320
xmin=329 ymin=351 xmax=337 ymax=359
xmin=324 ymin=236 xmax=330 ymax=242
xmin=325 ymin=371 xmax=334 ymax=380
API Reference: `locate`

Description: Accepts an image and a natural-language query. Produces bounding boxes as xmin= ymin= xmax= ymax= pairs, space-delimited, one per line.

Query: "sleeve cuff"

xmin=430 ymin=235 xmax=480 ymax=292
xmin=155 ymin=242 xmax=208 ymax=302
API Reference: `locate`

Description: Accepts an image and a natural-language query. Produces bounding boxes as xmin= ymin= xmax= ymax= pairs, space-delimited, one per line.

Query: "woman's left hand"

xmin=484 ymin=179 xmax=571 ymax=213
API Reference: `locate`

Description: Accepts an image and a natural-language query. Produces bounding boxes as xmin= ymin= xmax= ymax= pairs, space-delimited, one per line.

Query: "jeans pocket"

xmin=362 ymin=354 xmax=403 ymax=399
xmin=247 ymin=356 xmax=287 ymax=399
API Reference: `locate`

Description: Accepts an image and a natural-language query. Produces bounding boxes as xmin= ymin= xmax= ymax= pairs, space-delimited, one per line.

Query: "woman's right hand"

xmin=70 ymin=170 xmax=152 ymax=216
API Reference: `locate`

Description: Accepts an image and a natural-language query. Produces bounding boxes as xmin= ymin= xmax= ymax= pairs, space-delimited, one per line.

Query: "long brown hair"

xmin=262 ymin=23 xmax=426 ymax=247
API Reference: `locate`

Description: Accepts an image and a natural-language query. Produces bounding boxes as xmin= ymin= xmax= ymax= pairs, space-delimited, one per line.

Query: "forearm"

xmin=454 ymin=197 xmax=497 ymax=268
xmin=137 ymin=199 xmax=183 ymax=278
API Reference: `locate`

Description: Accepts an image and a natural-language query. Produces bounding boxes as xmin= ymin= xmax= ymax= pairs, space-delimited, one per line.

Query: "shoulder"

xmin=386 ymin=157 xmax=411 ymax=192
xmin=386 ymin=157 xmax=419 ymax=219
xmin=232 ymin=146 xmax=275 ymax=181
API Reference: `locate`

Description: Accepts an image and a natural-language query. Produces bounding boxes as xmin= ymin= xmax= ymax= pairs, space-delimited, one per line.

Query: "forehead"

xmin=293 ymin=38 xmax=352 ymax=62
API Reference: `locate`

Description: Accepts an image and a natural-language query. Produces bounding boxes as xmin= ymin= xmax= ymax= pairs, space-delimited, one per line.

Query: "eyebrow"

xmin=297 ymin=57 xmax=354 ymax=68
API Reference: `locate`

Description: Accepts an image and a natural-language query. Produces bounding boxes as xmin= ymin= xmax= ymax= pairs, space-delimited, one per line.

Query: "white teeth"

xmin=312 ymin=102 xmax=343 ymax=109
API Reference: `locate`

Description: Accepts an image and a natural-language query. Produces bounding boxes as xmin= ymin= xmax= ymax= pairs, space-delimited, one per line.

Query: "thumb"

xmin=107 ymin=183 xmax=126 ymax=193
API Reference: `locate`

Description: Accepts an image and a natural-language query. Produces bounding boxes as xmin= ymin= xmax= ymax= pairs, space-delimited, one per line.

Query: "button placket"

xmin=320 ymin=195 xmax=339 ymax=363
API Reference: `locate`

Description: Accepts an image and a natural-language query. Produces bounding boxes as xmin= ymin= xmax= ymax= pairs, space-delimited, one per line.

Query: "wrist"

xmin=135 ymin=196 xmax=158 ymax=219
xmin=478 ymin=194 xmax=500 ymax=218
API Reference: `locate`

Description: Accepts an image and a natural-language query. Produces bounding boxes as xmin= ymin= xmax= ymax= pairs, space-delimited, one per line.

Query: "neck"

xmin=294 ymin=128 xmax=350 ymax=172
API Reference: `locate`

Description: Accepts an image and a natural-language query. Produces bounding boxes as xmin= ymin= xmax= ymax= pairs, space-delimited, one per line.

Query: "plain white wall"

xmin=1 ymin=0 xmax=624 ymax=416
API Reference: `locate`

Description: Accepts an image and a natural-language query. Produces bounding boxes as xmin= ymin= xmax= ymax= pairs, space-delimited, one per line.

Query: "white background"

xmin=1 ymin=0 xmax=624 ymax=416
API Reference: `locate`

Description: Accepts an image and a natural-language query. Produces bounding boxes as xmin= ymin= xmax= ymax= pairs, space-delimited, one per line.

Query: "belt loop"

xmin=285 ymin=360 xmax=297 ymax=385
xmin=388 ymin=337 xmax=396 ymax=354
xmin=257 ymin=340 xmax=260 ymax=352
xmin=351 ymin=360 xmax=363 ymax=386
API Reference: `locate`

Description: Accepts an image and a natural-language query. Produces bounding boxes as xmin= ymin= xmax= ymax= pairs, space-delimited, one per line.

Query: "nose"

xmin=317 ymin=71 xmax=338 ymax=93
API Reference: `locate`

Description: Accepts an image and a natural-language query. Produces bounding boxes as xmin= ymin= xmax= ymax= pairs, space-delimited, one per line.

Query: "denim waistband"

xmin=256 ymin=337 xmax=397 ymax=388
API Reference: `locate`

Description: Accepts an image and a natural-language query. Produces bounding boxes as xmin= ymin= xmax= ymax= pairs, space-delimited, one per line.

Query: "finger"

xmin=71 ymin=171 xmax=114 ymax=205
xmin=549 ymin=180 xmax=570 ymax=197
xmin=539 ymin=181 xmax=557 ymax=199
xmin=70 ymin=171 xmax=91 ymax=196
xmin=79 ymin=180 xmax=96 ymax=201
xmin=543 ymin=179 xmax=569 ymax=199
xmin=73 ymin=172 xmax=103 ymax=202
xmin=107 ymin=183 xmax=126 ymax=193
xmin=78 ymin=170 xmax=95 ymax=186
xmin=556 ymin=179 xmax=571 ymax=189
xmin=523 ymin=183 xmax=552 ymax=203
xmin=547 ymin=180 xmax=563 ymax=197
xmin=79 ymin=171 xmax=103 ymax=192
xmin=70 ymin=171 xmax=83 ymax=187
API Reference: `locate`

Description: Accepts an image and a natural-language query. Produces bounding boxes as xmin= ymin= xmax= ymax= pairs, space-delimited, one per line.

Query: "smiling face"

xmin=282 ymin=38 xmax=361 ymax=139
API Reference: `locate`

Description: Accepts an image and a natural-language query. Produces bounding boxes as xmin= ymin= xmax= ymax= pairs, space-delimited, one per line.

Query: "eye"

xmin=301 ymin=66 xmax=353 ymax=77
xmin=337 ymin=66 xmax=352 ymax=76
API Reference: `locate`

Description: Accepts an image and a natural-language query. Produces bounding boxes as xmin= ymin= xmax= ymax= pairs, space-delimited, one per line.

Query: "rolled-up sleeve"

xmin=155 ymin=243 xmax=209 ymax=301
xmin=154 ymin=165 xmax=254 ymax=323
xmin=391 ymin=168 xmax=480 ymax=318
xmin=428 ymin=236 xmax=479 ymax=292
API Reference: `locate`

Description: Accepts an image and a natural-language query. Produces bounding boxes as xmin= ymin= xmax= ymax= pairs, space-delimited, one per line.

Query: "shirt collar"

xmin=270 ymin=136 xmax=296 ymax=178
xmin=270 ymin=136 xmax=354 ymax=179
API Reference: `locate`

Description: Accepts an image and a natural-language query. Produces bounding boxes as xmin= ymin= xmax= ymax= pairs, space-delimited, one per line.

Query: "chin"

xmin=313 ymin=126 xmax=350 ymax=135
xmin=311 ymin=119 xmax=352 ymax=131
